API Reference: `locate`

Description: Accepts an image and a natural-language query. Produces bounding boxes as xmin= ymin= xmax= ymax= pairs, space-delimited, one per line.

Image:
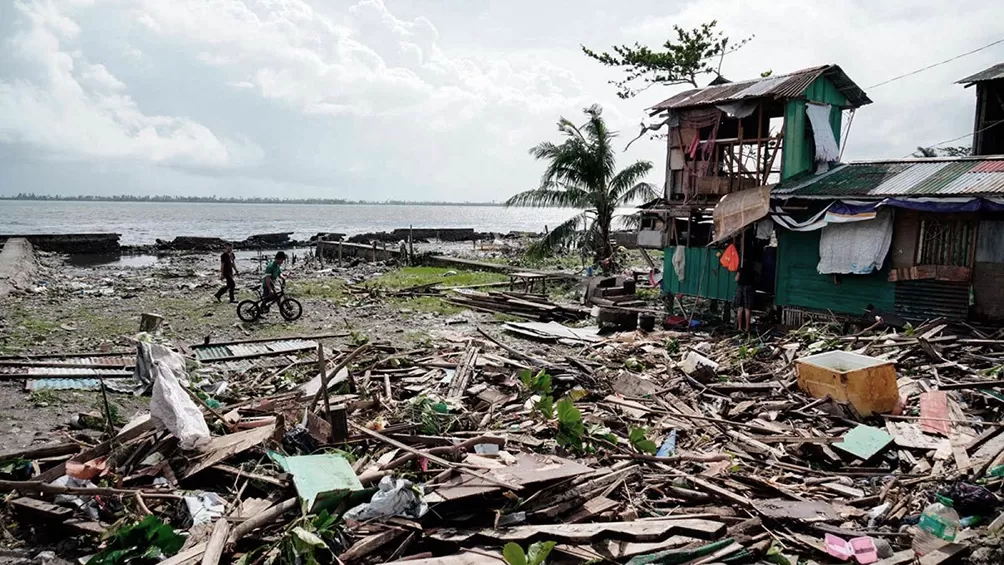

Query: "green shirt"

xmin=265 ymin=261 xmax=282 ymax=281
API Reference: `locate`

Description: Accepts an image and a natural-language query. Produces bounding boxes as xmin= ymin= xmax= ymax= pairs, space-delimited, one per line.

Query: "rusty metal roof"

xmin=650 ymin=64 xmax=871 ymax=113
xmin=958 ymin=62 xmax=1004 ymax=85
xmin=773 ymin=157 xmax=1004 ymax=198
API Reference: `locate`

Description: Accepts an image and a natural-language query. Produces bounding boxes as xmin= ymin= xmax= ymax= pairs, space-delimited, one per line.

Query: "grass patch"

xmin=294 ymin=279 xmax=347 ymax=300
xmin=393 ymin=296 xmax=463 ymax=316
xmin=375 ymin=267 xmax=508 ymax=290
xmin=28 ymin=390 xmax=64 ymax=406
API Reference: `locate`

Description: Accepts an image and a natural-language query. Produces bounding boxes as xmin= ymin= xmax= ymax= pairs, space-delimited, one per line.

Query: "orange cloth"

xmin=720 ymin=243 xmax=740 ymax=272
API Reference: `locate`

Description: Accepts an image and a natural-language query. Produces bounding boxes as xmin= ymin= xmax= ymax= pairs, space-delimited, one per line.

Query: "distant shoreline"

xmin=0 ymin=195 xmax=505 ymax=206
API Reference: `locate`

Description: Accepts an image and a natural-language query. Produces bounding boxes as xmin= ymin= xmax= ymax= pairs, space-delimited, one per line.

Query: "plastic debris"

xmin=344 ymin=476 xmax=428 ymax=522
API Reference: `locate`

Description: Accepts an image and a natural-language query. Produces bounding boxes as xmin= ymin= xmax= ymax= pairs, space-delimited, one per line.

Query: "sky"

xmin=0 ymin=0 xmax=1002 ymax=202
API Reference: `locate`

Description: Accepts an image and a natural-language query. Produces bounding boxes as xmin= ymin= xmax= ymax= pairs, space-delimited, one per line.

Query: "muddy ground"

xmin=0 ymin=249 xmax=591 ymax=454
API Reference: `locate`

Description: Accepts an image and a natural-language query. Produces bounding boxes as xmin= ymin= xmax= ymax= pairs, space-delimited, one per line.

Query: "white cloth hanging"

xmin=806 ymin=103 xmax=840 ymax=167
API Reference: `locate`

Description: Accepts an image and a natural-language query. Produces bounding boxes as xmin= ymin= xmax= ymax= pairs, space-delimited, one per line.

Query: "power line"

xmin=867 ymin=37 xmax=1004 ymax=89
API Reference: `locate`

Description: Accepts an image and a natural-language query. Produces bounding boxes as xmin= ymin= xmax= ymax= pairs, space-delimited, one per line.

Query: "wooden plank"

xmin=180 ymin=424 xmax=276 ymax=479
xmin=447 ymin=347 xmax=479 ymax=400
xmin=434 ymin=519 xmax=726 ymax=544
xmin=565 ymin=496 xmax=618 ymax=523
xmin=338 ymin=529 xmax=407 ymax=563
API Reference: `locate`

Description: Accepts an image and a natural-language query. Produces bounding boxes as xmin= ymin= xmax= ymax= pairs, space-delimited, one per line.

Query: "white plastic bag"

xmin=150 ymin=359 xmax=210 ymax=450
xmin=344 ymin=476 xmax=428 ymax=522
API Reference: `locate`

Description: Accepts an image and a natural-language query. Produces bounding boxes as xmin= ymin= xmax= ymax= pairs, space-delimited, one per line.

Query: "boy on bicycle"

xmin=262 ymin=251 xmax=287 ymax=309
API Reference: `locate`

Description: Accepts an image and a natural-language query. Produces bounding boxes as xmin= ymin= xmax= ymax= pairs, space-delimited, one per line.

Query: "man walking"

xmin=214 ymin=243 xmax=239 ymax=303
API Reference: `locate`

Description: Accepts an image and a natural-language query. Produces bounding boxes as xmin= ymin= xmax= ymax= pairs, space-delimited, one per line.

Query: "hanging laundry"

xmin=672 ymin=246 xmax=686 ymax=282
xmin=817 ymin=209 xmax=893 ymax=275
xmin=720 ymin=243 xmax=740 ymax=272
xmin=756 ymin=217 xmax=774 ymax=240
xmin=806 ymin=103 xmax=840 ymax=167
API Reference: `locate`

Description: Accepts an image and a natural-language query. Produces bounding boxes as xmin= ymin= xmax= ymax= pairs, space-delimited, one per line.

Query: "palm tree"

xmin=506 ymin=105 xmax=657 ymax=265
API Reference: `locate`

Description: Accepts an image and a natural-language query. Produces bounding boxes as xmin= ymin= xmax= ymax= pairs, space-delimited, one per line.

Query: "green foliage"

xmin=0 ymin=458 xmax=31 ymax=480
xmin=503 ymin=541 xmax=556 ymax=565
xmin=375 ymin=267 xmax=508 ymax=290
xmin=410 ymin=396 xmax=455 ymax=435
xmin=534 ymin=395 xmax=555 ymax=420
xmin=737 ymin=343 xmax=760 ymax=361
xmin=88 ymin=515 xmax=184 ymax=565
xmin=582 ymin=21 xmax=751 ymax=98
xmin=665 ymin=338 xmax=680 ymax=354
xmin=555 ymin=398 xmax=585 ymax=451
xmin=505 ymin=105 xmax=656 ymax=264
xmin=629 ymin=427 xmax=658 ymax=455
xmin=27 ymin=390 xmax=63 ymax=406
xmin=349 ymin=330 xmax=370 ymax=346
xmin=519 ymin=369 xmax=553 ymax=396
xmin=902 ymin=322 xmax=916 ymax=337
xmin=913 ymin=146 xmax=971 ymax=158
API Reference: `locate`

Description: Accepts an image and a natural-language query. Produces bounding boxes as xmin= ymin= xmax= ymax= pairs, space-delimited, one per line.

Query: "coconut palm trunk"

xmin=505 ymin=105 xmax=656 ymax=269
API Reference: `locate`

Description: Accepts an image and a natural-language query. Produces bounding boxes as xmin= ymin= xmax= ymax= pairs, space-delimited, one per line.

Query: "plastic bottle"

xmin=912 ymin=495 xmax=960 ymax=556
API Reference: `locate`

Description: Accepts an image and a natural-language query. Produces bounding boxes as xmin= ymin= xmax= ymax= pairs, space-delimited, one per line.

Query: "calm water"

xmin=0 ymin=201 xmax=594 ymax=245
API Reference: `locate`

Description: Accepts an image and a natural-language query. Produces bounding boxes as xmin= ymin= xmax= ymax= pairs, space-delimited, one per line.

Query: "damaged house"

xmin=643 ymin=62 xmax=1004 ymax=324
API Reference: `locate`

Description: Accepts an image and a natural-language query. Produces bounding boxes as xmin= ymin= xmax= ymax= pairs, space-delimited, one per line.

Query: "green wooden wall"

xmin=774 ymin=229 xmax=895 ymax=315
xmin=781 ymin=77 xmax=848 ymax=180
xmin=662 ymin=246 xmax=738 ymax=301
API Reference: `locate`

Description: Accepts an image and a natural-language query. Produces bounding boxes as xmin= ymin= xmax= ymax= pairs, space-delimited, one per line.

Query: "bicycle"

xmin=237 ymin=278 xmax=303 ymax=322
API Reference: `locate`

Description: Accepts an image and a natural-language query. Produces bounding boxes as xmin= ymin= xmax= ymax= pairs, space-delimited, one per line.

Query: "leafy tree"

xmin=505 ymin=105 xmax=656 ymax=264
xmin=913 ymin=145 xmax=972 ymax=158
xmin=582 ymin=20 xmax=751 ymax=98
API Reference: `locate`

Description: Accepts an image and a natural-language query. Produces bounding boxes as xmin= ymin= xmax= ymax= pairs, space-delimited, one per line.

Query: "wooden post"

xmin=328 ymin=404 xmax=348 ymax=443
xmin=756 ymin=103 xmax=764 ymax=184
xmin=338 ymin=241 xmax=343 ymax=266
xmin=139 ymin=313 xmax=163 ymax=333
xmin=408 ymin=225 xmax=414 ymax=265
xmin=735 ymin=118 xmax=744 ymax=192
xmin=316 ymin=344 xmax=331 ymax=423
xmin=371 ymin=242 xmax=377 ymax=262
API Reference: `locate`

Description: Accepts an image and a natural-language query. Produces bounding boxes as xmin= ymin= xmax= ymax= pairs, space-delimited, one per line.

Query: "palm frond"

xmin=505 ymin=186 xmax=591 ymax=208
xmin=524 ymin=212 xmax=588 ymax=260
xmin=616 ymin=182 xmax=658 ymax=206
xmin=617 ymin=212 xmax=643 ymax=230
xmin=609 ymin=160 xmax=655 ymax=202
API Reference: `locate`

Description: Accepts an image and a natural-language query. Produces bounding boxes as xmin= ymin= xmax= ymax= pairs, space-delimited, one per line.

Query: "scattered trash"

xmin=344 ymin=476 xmax=428 ymax=522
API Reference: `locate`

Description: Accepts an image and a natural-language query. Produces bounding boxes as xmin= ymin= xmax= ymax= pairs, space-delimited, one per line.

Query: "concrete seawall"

xmin=0 ymin=238 xmax=38 ymax=298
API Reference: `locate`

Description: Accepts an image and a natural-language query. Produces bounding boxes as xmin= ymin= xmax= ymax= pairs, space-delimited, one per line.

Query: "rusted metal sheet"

xmin=651 ymin=65 xmax=871 ymax=113
xmin=894 ymin=280 xmax=969 ymax=321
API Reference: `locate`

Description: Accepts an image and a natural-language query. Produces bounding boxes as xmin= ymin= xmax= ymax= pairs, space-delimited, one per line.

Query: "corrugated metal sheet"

xmin=26 ymin=378 xmax=135 ymax=392
xmin=651 ymin=65 xmax=871 ymax=112
xmin=958 ymin=63 xmax=1004 ymax=85
xmin=194 ymin=340 xmax=316 ymax=362
xmin=662 ymin=246 xmax=738 ymax=301
xmin=894 ymin=280 xmax=969 ymax=321
xmin=774 ymin=229 xmax=895 ymax=315
xmin=774 ymin=157 xmax=1004 ymax=198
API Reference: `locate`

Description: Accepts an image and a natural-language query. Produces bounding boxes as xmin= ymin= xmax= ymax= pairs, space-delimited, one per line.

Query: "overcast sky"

xmin=0 ymin=0 xmax=1002 ymax=201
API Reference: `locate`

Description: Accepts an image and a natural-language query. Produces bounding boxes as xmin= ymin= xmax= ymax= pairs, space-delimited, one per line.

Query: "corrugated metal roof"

xmin=651 ymin=64 xmax=871 ymax=113
xmin=958 ymin=62 xmax=1004 ymax=85
xmin=773 ymin=157 xmax=1004 ymax=198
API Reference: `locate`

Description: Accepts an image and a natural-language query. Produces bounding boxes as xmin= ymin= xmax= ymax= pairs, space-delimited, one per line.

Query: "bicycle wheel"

xmin=279 ymin=298 xmax=302 ymax=321
xmin=237 ymin=300 xmax=261 ymax=322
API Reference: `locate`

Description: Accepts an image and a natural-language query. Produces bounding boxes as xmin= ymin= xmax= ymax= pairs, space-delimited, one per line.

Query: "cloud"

xmin=1 ymin=0 xmax=1000 ymax=200
xmin=0 ymin=0 xmax=259 ymax=169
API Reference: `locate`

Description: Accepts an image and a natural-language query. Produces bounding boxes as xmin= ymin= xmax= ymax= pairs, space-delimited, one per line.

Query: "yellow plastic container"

xmin=795 ymin=351 xmax=899 ymax=416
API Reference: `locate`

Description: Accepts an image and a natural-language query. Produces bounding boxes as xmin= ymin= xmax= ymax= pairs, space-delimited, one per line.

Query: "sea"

xmin=0 ymin=200 xmax=602 ymax=246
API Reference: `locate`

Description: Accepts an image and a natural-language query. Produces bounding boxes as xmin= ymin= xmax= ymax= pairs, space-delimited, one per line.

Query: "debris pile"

xmin=2 ymin=316 xmax=1004 ymax=564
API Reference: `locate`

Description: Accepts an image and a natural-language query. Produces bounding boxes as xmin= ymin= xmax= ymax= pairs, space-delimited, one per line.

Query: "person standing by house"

xmin=734 ymin=258 xmax=756 ymax=333
xmin=214 ymin=243 xmax=239 ymax=303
